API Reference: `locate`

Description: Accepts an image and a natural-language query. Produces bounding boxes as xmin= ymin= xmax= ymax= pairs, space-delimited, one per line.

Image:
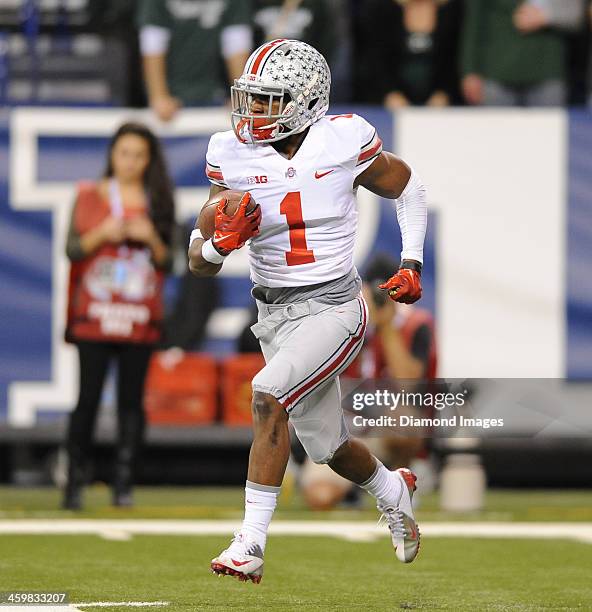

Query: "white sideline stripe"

xmin=0 ymin=520 xmax=591 ymax=544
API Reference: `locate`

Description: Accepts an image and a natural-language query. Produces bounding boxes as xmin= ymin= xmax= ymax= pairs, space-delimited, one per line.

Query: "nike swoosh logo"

xmin=315 ymin=169 xmax=335 ymax=179
xmin=231 ymin=559 xmax=252 ymax=567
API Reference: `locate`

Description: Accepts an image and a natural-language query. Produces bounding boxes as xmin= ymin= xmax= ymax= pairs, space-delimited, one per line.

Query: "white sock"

xmin=360 ymin=460 xmax=403 ymax=506
xmin=241 ymin=481 xmax=280 ymax=552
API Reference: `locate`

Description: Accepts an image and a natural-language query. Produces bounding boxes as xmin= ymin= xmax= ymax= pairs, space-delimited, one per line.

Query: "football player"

xmin=189 ymin=39 xmax=427 ymax=583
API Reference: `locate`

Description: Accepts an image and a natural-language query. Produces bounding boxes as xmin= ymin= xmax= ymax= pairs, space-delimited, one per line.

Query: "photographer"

xmin=358 ymin=254 xmax=436 ymax=383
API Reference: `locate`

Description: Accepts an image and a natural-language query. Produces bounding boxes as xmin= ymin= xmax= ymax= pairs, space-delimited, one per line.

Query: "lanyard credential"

xmin=109 ymin=177 xmax=124 ymax=219
xmin=109 ymin=178 xmax=129 ymax=257
xmin=108 ymin=177 xmax=151 ymax=259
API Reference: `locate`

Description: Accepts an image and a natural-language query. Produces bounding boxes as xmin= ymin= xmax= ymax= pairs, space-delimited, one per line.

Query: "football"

xmin=198 ymin=189 xmax=258 ymax=240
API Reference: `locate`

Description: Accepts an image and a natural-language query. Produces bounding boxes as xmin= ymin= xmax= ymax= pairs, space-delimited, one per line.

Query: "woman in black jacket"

xmin=354 ymin=0 xmax=462 ymax=107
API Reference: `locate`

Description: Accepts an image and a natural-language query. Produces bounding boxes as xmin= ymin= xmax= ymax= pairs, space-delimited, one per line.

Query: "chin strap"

xmin=236 ymin=117 xmax=283 ymax=143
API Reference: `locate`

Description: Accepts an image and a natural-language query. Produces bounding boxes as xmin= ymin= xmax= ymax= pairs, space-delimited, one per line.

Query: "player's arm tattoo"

xmin=188 ymin=184 xmax=227 ymax=277
xmin=354 ymin=152 xmax=412 ymax=199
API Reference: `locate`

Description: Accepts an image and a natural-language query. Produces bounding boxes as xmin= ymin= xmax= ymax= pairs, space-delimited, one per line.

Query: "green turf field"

xmin=1 ymin=534 xmax=591 ymax=611
xmin=1 ymin=487 xmax=591 ymax=611
xmin=2 ymin=485 xmax=592 ymax=522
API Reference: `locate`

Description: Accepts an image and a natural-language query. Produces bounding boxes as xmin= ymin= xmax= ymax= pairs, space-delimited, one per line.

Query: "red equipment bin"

xmin=221 ymin=353 xmax=266 ymax=426
xmin=144 ymin=351 xmax=217 ymax=425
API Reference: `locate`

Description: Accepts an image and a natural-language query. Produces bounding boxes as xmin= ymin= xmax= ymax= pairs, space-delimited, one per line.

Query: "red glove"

xmin=213 ymin=192 xmax=261 ymax=254
xmin=379 ymin=268 xmax=422 ymax=304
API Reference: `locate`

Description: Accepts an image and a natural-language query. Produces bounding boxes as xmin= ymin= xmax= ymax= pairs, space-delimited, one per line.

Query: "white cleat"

xmin=377 ymin=468 xmax=420 ymax=563
xmin=211 ymin=532 xmax=264 ymax=584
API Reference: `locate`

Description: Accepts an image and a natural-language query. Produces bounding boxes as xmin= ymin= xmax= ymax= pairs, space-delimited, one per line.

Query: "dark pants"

xmin=483 ymin=79 xmax=566 ymax=107
xmin=66 ymin=341 xmax=153 ymax=491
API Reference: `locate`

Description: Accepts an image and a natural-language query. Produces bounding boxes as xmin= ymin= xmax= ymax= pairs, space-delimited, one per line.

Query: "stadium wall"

xmin=0 ymin=107 xmax=590 ymax=427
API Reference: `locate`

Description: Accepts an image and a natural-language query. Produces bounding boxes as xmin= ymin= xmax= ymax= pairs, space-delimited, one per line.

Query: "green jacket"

xmin=137 ymin=0 xmax=252 ymax=104
xmin=461 ymin=0 xmax=568 ymax=85
xmin=253 ymin=0 xmax=336 ymax=64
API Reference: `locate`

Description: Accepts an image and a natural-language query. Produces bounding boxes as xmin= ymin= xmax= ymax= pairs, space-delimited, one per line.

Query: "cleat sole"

xmin=407 ymin=525 xmax=421 ymax=563
xmin=211 ymin=561 xmax=263 ymax=584
xmin=395 ymin=524 xmax=421 ymax=563
xmin=394 ymin=468 xmax=420 ymax=563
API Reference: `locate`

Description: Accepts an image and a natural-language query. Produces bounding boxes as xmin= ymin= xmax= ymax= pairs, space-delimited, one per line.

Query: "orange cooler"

xmin=144 ymin=352 xmax=217 ymax=425
xmin=221 ymin=354 xmax=266 ymax=426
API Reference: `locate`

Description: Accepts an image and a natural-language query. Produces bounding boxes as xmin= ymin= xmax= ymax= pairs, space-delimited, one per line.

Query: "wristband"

xmin=201 ymin=238 xmax=227 ymax=264
xmin=399 ymin=260 xmax=422 ymax=275
xmin=188 ymin=228 xmax=203 ymax=248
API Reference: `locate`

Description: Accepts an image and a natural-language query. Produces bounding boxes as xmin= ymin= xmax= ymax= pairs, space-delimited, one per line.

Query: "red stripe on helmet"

xmin=250 ymin=39 xmax=286 ymax=76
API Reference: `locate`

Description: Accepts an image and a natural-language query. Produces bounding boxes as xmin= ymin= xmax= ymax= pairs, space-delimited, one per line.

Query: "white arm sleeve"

xmin=220 ymin=24 xmax=253 ymax=59
xmin=394 ymin=169 xmax=427 ymax=264
xmin=139 ymin=25 xmax=171 ymax=56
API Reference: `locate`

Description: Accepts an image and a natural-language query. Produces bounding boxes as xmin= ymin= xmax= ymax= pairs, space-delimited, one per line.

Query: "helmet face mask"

xmin=231 ymin=84 xmax=296 ymax=143
xmin=231 ymin=39 xmax=331 ymax=144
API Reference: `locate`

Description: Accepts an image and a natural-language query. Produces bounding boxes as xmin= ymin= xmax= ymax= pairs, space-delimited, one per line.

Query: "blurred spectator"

xmin=461 ymin=0 xmax=585 ymax=107
xmin=0 ymin=0 xmax=139 ymax=106
xmin=251 ymin=0 xmax=353 ymax=101
xmin=237 ymin=305 xmax=260 ymax=353
xmin=324 ymin=0 xmax=353 ymax=102
xmin=137 ymin=0 xmax=253 ymax=121
xmin=88 ymin=0 xmax=146 ymax=107
xmin=63 ymin=122 xmax=175 ymax=510
xmin=588 ymin=1 xmax=592 ymax=107
xmin=300 ymin=254 xmax=437 ymax=511
xmin=356 ymin=254 xmax=436 ymax=382
xmin=560 ymin=0 xmax=590 ymax=105
xmin=252 ymin=0 xmax=336 ymax=65
xmin=354 ymin=0 xmax=462 ymax=108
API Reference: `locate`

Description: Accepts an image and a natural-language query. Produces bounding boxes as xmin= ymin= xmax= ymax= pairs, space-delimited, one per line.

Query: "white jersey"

xmin=205 ymin=113 xmax=382 ymax=287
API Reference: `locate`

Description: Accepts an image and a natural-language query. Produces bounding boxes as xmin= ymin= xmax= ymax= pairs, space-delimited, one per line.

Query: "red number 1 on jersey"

xmin=280 ymin=192 xmax=315 ymax=266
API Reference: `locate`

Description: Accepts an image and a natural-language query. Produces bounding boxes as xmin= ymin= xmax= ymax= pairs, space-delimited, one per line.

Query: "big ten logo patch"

xmin=247 ymin=175 xmax=268 ymax=185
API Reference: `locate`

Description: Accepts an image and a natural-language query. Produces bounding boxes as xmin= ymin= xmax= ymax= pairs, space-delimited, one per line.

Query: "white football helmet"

xmin=231 ymin=39 xmax=331 ymax=144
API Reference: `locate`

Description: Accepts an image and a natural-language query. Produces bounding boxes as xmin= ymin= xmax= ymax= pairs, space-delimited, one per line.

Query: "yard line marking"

xmin=0 ymin=603 xmax=169 ymax=611
xmin=0 ymin=520 xmax=591 ymax=545
xmin=0 ymin=608 xmax=78 ymax=612
xmin=98 ymin=529 xmax=133 ymax=541
xmin=76 ymin=603 xmax=169 ymax=608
